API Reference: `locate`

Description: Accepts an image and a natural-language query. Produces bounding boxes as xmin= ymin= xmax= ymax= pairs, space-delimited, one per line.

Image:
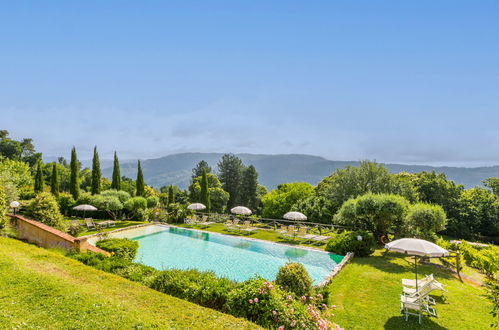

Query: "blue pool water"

xmin=131 ymin=225 xmax=343 ymax=284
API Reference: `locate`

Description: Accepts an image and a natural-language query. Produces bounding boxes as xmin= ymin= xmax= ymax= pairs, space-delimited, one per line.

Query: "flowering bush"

xmin=276 ymin=262 xmax=313 ymax=297
xmin=226 ymin=277 xmax=340 ymax=329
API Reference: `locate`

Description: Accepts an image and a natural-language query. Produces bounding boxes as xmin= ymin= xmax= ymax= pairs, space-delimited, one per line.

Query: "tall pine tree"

xmin=70 ymin=147 xmax=80 ymax=200
xmin=111 ymin=151 xmax=121 ymax=190
xmin=192 ymin=160 xmax=212 ymax=179
xmin=136 ymin=160 xmax=145 ymax=197
xmin=91 ymin=146 xmax=101 ymax=195
xmin=241 ymin=165 xmax=259 ymax=210
xmin=217 ymin=154 xmax=244 ymax=208
xmin=168 ymin=185 xmax=175 ymax=204
xmin=200 ymin=169 xmax=210 ymax=213
xmin=34 ymin=160 xmax=44 ymax=193
xmin=50 ymin=163 xmax=59 ymax=198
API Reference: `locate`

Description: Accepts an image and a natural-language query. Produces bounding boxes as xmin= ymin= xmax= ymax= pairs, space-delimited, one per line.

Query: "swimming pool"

xmin=115 ymin=224 xmax=342 ymax=284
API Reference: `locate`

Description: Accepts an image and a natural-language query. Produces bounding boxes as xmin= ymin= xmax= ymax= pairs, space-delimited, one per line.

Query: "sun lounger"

xmin=283 ymin=225 xmax=297 ymax=239
xmin=403 ymin=274 xmax=446 ymax=293
xmin=297 ymin=227 xmax=317 ymax=241
xmin=84 ymin=218 xmax=96 ymax=230
xmin=199 ymin=215 xmax=214 ymax=226
xmin=240 ymin=221 xmax=258 ymax=234
xmin=402 ymin=279 xmax=439 ymax=305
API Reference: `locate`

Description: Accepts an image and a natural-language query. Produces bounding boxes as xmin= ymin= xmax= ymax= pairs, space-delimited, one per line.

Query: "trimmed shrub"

xmin=326 ymin=230 xmax=376 ymax=257
xmin=27 ymin=192 xmax=67 ymax=231
xmin=114 ymin=263 xmax=158 ymax=283
xmin=146 ymin=196 xmax=159 ymax=208
xmin=275 ymin=262 xmax=312 ymax=297
xmin=70 ymin=252 xmax=130 ymax=273
xmin=148 ymin=269 xmax=235 ymax=310
xmin=96 ymin=238 xmax=139 ymax=261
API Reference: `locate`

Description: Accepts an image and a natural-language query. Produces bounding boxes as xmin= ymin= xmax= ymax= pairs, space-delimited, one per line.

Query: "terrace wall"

xmin=7 ymin=214 xmax=108 ymax=255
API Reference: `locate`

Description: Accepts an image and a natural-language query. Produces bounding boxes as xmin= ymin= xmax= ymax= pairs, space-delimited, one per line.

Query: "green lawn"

xmin=327 ymin=250 xmax=493 ymax=329
xmin=0 ymin=236 xmax=259 ymax=329
xmin=68 ymin=218 xmax=148 ymax=237
xmin=177 ymin=222 xmax=329 ymax=249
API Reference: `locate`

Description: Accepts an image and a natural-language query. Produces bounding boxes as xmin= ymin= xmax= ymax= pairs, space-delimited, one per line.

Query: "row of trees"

xmin=187 ymin=155 xmax=266 ymax=213
xmin=259 ymin=161 xmax=499 ymax=241
xmin=31 ymin=147 xmax=146 ymax=201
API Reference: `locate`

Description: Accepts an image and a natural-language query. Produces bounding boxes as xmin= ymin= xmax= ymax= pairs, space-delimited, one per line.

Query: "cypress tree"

xmin=34 ymin=160 xmax=44 ymax=193
xmin=111 ymin=151 xmax=121 ymax=190
xmin=136 ymin=160 xmax=145 ymax=197
xmin=50 ymin=163 xmax=59 ymax=198
xmin=168 ymin=185 xmax=174 ymax=204
xmin=70 ymin=147 xmax=80 ymax=200
xmin=200 ymin=169 xmax=210 ymax=213
xmin=91 ymin=146 xmax=101 ymax=195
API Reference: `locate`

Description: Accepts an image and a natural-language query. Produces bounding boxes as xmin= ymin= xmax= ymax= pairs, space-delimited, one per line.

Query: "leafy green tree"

xmin=292 ymin=195 xmax=335 ymax=224
xmin=0 ymin=158 xmax=33 ymax=202
xmin=240 ymin=165 xmax=259 ymax=210
xmin=50 ymin=163 xmax=59 ymax=198
xmin=92 ymin=194 xmax=123 ymax=220
xmin=484 ymin=177 xmax=499 ymax=196
xmin=57 ymin=192 xmax=75 ymax=216
xmin=124 ymin=196 xmax=147 ymax=218
xmin=34 ymin=160 xmax=44 ymax=193
xmin=70 ymin=147 xmax=80 ymax=200
xmin=200 ymin=169 xmax=211 ymax=213
xmin=217 ymin=154 xmax=244 ymax=208
xmin=120 ymin=176 xmax=136 ymax=196
xmin=334 ymin=193 xmax=410 ymax=240
xmin=412 ymin=171 xmax=463 ymax=222
xmin=405 ymin=203 xmax=447 ymax=241
xmin=146 ymin=196 xmax=159 ymax=208
xmin=316 ymin=161 xmax=411 ymax=215
xmin=101 ymin=189 xmax=131 ymax=203
xmin=0 ymin=130 xmax=41 ymax=166
xmin=189 ymin=173 xmax=222 ymax=201
xmin=209 ymin=188 xmax=230 ymax=213
xmin=111 ymin=151 xmax=121 ymax=190
xmin=91 ymin=146 xmax=102 ymax=195
xmin=27 ymin=192 xmax=67 ymax=231
xmin=261 ymin=182 xmax=315 ymax=219
xmin=192 ymin=160 xmax=212 ymax=179
xmin=135 ymin=160 xmax=145 ymax=197
xmin=453 ymin=187 xmax=499 ymax=239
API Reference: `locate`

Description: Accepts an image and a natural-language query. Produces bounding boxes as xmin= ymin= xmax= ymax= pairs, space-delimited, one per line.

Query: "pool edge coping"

xmin=81 ymin=222 xmax=352 ymax=285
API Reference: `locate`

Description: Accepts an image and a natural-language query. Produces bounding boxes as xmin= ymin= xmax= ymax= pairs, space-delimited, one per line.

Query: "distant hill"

xmin=101 ymin=152 xmax=499 ymax=190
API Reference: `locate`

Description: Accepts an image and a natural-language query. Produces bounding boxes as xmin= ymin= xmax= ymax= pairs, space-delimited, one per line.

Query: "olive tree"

xmin=334 ymin=193 xmax=410 ymax=240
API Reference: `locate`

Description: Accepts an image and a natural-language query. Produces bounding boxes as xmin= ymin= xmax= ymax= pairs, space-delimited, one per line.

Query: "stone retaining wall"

xmin=8 ymin=214 xmax=108 ymax=255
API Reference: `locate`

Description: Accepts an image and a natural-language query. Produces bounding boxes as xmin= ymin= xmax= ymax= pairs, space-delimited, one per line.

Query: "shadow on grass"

xmin=353 ymin=253 xmax=454 ymax=280
xmin=384 ymin=315 xmax=447 ymax=330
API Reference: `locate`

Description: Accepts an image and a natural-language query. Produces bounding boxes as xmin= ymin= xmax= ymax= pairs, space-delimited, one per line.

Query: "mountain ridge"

xmin=101 ymin=152 xmax=499 ymax=190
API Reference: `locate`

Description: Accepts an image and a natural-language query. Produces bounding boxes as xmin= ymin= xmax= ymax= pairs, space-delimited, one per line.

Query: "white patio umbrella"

xmin=283 ymin=211 xmax=307 ymax=221
xmin=385 ymin=238 xmax=449 ymax=290
xmin=187 ymin=203 xmax=206 ymax=210
xmin=73 ymin=204 xmax=98 ymax=218
xmin=230 ymin=206 xmax=252 ymax=216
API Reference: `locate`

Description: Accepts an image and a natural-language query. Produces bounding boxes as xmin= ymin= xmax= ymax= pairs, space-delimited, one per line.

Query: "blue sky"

xmin=1 ymin=1 xmax=498 ymax=166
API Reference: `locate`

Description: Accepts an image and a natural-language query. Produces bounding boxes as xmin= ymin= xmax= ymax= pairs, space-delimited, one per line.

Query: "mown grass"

xmin=177 ymin=222 xmax=329 ymax=249
xmin=73 ymin=220 xmax=148 ymax=237
xmin=0 ymin=236 xmax=259 ymax=329
xmin=327 ymin=249 xmax=493 ymax=329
